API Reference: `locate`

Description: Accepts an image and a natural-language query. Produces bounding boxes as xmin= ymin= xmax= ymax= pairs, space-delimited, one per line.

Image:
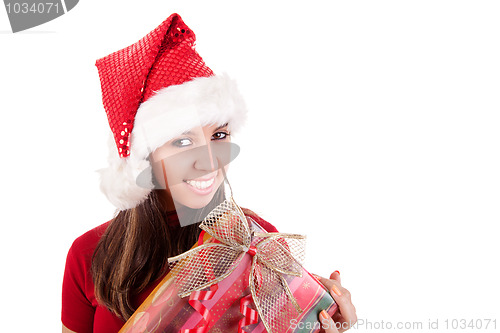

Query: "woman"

xmin=62 ymin=13 xmax=356 ymax=333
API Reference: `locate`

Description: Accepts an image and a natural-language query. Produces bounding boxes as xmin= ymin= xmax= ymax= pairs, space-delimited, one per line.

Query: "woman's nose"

xmin=193 ymin=143 xmax=219 ymax=171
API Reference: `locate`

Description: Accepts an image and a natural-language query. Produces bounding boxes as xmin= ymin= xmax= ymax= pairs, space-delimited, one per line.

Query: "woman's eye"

xmin=212 ymin=131 xmax=230 ymax=140
xmin=172 ymin=138 xmax=193 ymax=147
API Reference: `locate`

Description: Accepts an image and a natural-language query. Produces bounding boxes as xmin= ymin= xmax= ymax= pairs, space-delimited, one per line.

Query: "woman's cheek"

xmin=151 ymin=163 xmax=167 ymax=188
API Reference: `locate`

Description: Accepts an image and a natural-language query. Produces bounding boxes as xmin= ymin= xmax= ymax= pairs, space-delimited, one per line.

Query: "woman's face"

xmin=150 ymin=123 xmax=231 ymax=210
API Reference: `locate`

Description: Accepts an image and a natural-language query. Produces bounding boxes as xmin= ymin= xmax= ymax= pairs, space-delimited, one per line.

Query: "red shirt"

xmin=61 ymin=213 xmax=278 ymax=333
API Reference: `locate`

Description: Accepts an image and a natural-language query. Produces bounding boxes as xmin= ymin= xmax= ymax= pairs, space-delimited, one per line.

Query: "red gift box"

xmin=119 ymin=199 xmax=337 ymax=333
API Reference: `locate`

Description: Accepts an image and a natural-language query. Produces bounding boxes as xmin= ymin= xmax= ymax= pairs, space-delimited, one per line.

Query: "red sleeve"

xmin=246 ymin=212 xmax=279 ymax=233
xmin=61 ymin=238 xmax=95 ymax=332
xmin=62 ymin=222 xmax=110 ymax=333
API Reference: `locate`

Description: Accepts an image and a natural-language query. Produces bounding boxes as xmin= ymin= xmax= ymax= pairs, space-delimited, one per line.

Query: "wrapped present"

xmin=119 ymin=198 xmax=337 ymax=333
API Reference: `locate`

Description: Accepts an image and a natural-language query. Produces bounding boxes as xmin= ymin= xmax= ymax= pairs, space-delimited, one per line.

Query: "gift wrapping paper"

xmin=119 ymin=217 xmax=337 ymax=333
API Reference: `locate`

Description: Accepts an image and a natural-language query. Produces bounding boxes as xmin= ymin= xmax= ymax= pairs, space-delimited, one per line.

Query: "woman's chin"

xmin=184 ymin=200 xmax=212 ymax=210
xmin=173 ymin=193 xmax=216 ymax=210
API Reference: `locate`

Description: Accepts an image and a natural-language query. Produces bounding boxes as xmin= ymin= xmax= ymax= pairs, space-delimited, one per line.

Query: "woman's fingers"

xmin=330 ymin=270 xmax=341 ymax=283
xmin=318 ymin=309 xmax=340 ymax=333
xmin=317 ymin=275 xmax=357 ymax=330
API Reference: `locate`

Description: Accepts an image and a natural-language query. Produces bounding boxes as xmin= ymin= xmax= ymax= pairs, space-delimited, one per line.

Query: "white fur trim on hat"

xmin=97 ymin=74 xmax=247 ymax=210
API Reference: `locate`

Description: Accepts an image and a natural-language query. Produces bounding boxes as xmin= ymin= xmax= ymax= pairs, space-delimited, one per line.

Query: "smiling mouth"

xmin=184 ymin=177 xmax=215 ymax=190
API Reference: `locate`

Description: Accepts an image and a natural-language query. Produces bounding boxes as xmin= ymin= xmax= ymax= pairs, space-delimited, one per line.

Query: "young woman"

xmin=61 ymin=14 xmax=356 ymax=333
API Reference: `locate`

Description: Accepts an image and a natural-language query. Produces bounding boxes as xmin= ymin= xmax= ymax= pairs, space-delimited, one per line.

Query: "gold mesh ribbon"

xmin=167 ymin=197 xmax=307 ymax=333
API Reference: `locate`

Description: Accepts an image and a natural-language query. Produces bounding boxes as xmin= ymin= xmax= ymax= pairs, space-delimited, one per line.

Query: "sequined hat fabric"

xmin=96 ymin=13 xmax=213 ymax=158
xmin=95 ymin=13 xmax=247 ymax=210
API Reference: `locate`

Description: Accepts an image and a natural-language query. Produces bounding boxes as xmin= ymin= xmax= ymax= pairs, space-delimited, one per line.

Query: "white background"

xmin=1 ymin=1 xmax=499 ymax=332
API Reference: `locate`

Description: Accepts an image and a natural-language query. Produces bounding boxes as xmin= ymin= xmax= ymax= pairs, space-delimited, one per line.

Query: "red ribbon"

xmin=238 ymin=294 xmax=259 ymax=333
xmin=197 ymin=230 xmax=206 ymax=246
xmin=237 ymin=246 xmax=260 ymax=332
xmin=180 ymin=284 xmax=218 ymax=333
xmin=247 ymin=245 xmax=257 ymax=257
xmin=180 ymin=243 xmax=218 ymax=333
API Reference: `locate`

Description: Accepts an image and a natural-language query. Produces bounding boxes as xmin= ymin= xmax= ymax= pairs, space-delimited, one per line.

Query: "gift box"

xmin=119 ymin=198 xmax=337 ymax=333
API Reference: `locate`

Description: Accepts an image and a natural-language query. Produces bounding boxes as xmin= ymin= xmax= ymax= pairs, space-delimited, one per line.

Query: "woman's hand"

xmin=314 ymin=271 xmax=357 ymax=333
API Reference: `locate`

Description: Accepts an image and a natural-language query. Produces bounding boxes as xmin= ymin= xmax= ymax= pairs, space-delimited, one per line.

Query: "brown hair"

xmin=91 ymin=188 xmax=228 ymax=320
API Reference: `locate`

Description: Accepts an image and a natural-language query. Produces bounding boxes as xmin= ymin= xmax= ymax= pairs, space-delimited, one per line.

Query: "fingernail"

xmin=331 ymin=284 xmax=342 ymax=296
xmin=334 ymin=270 xmax=340 ymax=275
xmin=320 ymin=309 xmax=329 ymax=320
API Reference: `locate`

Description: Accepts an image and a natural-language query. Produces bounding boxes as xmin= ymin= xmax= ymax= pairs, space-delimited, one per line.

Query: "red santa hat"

xmin=95 ymin=13 xmax=247 ymax=210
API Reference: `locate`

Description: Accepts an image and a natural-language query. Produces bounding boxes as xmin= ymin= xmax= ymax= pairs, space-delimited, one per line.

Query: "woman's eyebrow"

xmin=180 ymin=123 xmax=229 ymax=136
xmin=214 ymin=123 xmax=229 ymax=131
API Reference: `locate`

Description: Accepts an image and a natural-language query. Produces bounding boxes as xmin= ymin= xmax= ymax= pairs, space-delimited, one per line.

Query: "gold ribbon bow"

xmin=167 ymin=197 xmax=307 ymax=333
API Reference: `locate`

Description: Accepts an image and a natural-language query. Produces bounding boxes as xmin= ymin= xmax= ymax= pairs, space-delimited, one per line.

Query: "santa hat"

xmin=95 ymin=13 xmax=247 ymax=210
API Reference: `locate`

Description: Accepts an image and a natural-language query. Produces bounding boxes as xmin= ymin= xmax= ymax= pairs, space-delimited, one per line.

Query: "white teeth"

xmin=186 ymin=177 xmax=215 ymax=190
